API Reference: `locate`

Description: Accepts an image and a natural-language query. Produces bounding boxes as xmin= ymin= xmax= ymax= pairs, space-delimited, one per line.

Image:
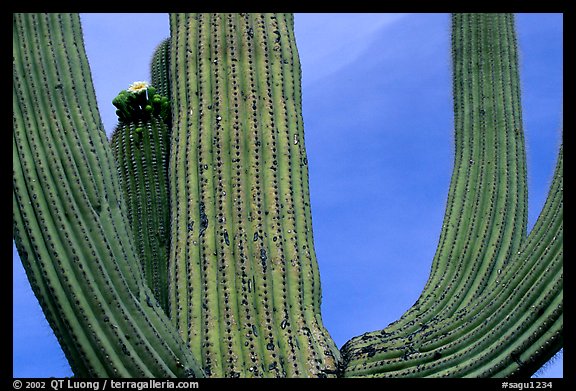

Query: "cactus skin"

xmin=13 ymin=12 xmax=562 ymax=378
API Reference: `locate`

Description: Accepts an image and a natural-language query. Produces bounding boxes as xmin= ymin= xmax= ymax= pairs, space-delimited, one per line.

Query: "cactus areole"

xmin=13 ymin=13 xmax=562 ymax=378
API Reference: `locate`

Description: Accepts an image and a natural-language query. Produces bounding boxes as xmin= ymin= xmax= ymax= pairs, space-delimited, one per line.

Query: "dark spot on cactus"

xmin=260 ymin=248 xmax=267 ymax=270
xmin=204 ymin=366 xmax=212 ymax=377
xmin=280 ymin=319 xmax=288 ymax=329
xmin=199 ymin=202 xmax=208 ymax=237
xmin=511 ymin=351 xmax=523 ymax=366
xmin=146 ymin=294 xmax=154 ymax=308
xmin=361 ymin=345 xmax=376 ymax=357
xmin=184 ymin=368 xmax=197 ymax=378
xmin=223 ymin=230 xmax=230 ymax=246
xmin=360 ymin=333 xmax=371 ymax=341
xmin=266 ymin=341 xmax=275 ymax=351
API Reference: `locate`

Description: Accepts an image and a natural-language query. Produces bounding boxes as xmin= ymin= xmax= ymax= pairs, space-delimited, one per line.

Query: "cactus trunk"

xmin=167 ymin=13 xmax=339 ymax=377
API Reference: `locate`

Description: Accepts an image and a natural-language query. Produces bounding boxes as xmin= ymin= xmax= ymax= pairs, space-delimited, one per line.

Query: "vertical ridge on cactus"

xmin=13 ymin=12 xmax=562 ymax=378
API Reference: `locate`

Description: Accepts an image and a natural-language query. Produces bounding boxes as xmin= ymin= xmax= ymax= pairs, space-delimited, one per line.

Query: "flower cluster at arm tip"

xmin=113 ymin=81 xmax=170 ymax=125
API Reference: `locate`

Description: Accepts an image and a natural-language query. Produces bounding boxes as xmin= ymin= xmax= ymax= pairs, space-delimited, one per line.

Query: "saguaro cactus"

xmin=13 ymin=13 xmax=562 ymax=378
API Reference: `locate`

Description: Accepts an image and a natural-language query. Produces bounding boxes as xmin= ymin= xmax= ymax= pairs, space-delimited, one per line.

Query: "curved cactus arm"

xmin=341 ymin=144 xmax=562 ymax=378
xmin=13 ymin=13 xmax=203 ymax=378
xmin=339 ymin=13 xmax=561 ymax=377
xmin=167 ymin=13 xmax=339 ymax=377
xmin=391 ymin=12 xmax=528 ymax=336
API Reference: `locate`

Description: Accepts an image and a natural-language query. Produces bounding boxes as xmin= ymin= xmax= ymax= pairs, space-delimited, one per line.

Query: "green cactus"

xmin=110 ymin=87 xmax=171 ymax=313
xmin=13 ymin=12 xmax=562 ymax=378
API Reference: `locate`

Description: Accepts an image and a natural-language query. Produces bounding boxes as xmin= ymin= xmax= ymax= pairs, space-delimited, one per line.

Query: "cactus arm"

xmin=151 ymin=38 xmax=172 ymax=100
xmin=13 ymin=132 xmax=95 ymax=376
xmin=339 ymin=13 xmax=561 ymax=377
xmin=13 ymin=13 xmax=202 ymax=378
xmin=167 ymin=13 xmax=339 ymax=377
xmin=391 ymin=12 xmax=528 ymax=333
xmin=465 ymin=146 xmax=563 ymax=377
xmin=110 ymin=115 xmax=171 ymax=314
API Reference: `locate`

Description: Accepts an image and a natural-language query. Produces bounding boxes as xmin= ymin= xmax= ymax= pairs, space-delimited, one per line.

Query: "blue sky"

xmin=13 ymin=13 xmax=563 ymax=378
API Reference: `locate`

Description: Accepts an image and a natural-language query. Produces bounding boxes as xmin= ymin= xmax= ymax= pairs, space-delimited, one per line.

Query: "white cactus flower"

xmin=127 ymin=81 xmax=149 ymax=93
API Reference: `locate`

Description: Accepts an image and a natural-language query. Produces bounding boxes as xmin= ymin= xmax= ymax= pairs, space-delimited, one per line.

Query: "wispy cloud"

xmin=295 ymin=13 xmax=408 ymax=87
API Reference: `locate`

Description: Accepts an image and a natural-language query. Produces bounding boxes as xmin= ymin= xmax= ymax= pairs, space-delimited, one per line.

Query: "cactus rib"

xmin=151 ymin=38 xmax=172 ymax=100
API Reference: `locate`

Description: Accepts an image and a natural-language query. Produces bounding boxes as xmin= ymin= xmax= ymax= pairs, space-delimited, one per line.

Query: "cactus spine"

xmin=13 ymin=12 xmax=562 ymax=378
